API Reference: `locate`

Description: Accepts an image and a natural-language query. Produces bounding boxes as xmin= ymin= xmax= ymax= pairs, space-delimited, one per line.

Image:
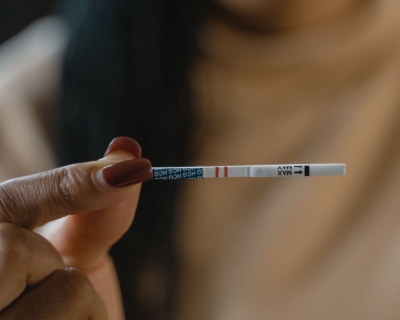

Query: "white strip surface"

xmin=152 ymin=164 xmax=345 ymax=180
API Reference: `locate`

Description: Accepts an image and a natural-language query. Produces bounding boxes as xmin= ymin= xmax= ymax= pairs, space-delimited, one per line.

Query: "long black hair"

xmin=54 ymin=0 xmax=205 ymax=318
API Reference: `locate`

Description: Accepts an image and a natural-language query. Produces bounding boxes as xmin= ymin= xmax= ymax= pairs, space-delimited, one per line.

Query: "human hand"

xmin=0 ymin=137 xmax=152 ymax=319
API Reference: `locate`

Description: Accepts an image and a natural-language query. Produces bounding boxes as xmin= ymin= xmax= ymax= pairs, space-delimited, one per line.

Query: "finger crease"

xmin=0 ymin=190 xmax=17 ymax=225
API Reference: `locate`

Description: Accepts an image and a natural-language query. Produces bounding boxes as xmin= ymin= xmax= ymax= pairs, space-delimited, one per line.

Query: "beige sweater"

xmin=177 ymin=0 xmax=400 ymax=319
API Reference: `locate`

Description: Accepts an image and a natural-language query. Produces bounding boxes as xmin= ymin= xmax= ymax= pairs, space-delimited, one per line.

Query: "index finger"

xmin=0 ymin=154 xmax=152 ymax=230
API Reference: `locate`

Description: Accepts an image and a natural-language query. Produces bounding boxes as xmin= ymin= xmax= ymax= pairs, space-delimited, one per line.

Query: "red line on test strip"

xmin=215 ymin=166 xmax=219 ymax=178
xmin=224 ymin=166 xmax=228 ymax=177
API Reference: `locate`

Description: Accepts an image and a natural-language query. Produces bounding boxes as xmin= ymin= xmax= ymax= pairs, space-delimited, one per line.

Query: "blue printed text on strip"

xmin=152 ymin=168 xmax=204 ymax=180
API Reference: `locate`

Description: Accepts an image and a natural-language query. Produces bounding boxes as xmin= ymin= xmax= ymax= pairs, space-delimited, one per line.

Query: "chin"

xmin=213 ymin=0 xmax=274 ymax=17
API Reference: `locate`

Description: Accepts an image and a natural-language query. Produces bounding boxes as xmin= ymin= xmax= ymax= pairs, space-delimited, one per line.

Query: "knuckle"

xmin=0 ymin=183 xmax=23 ymax=225
xmin=56 ymin=267 xmax=95 ymax=305
xmin=0 ymin=163 xmax=92 ymax=229
xmin=0 ymin=223 xmax=30 ymax=267
xmin=50 ymin=165 xmax=87 ymax=209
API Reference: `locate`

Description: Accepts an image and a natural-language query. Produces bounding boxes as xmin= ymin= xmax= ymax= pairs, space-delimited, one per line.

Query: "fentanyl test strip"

xmin=152 ymin=164 xmax=346 ymax=180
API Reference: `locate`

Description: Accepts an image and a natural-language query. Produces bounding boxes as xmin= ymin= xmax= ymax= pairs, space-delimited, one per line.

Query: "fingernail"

xmin=104 ymin=137 xmax=142 ymax=158
xmin=96 ymin=158 xmax=152 ymax=189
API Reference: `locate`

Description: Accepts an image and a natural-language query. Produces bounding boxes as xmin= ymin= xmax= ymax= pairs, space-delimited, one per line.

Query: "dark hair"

xmin=54 ymin=0 xmax=205 ymax=318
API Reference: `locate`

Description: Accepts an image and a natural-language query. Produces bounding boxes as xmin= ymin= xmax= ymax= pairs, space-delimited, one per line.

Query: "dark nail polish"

xmin=104 ymin=137 xmax=142 ymax=158
xmin=102 ymin=158 xmax=152 ymax=188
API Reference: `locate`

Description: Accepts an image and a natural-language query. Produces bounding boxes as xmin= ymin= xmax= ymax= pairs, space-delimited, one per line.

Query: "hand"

xmin=0 ymin=137 xmax=152 ymax=319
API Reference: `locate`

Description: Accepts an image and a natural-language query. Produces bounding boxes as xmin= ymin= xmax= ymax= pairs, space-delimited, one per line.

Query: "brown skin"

xmin=1 ymin=266 xmax=107 ymax=320
xmin=0 ymin=140 xmax=151 ymax=319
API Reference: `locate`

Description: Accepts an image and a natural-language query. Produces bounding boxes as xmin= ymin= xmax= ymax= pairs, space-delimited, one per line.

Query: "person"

xmin=1 ymin=0 xmax=400 ymax=319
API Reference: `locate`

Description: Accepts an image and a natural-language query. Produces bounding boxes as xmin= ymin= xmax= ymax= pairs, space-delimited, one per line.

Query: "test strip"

xmin=151 ymin=164 xmax=346 ymax=180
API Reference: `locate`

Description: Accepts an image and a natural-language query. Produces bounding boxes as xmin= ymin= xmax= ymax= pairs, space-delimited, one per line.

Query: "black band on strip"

xmin=305 ymin=165 xmax=310 ymax=176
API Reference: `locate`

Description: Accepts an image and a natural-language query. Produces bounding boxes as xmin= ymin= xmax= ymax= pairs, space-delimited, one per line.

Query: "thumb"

xmin=38 ymin=137 xmax=151 ymax=270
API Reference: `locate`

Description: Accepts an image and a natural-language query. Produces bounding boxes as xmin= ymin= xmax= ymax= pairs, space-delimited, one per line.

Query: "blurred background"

xmin=0 ymin=0 xmax=55 ymax=44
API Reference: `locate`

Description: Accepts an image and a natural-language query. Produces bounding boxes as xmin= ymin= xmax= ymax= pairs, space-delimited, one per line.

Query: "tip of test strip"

xmin=249 ymin=164 xmax=346 ymax=177
xmin=309 ymin=164 xmax=346 ymax=176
